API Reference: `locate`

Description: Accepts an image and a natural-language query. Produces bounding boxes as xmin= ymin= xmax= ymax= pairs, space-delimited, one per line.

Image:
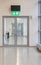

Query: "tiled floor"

xmin=0 ymin=47 xmax=41 ymax=65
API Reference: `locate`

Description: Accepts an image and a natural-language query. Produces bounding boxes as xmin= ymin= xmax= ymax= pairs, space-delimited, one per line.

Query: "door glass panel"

xmin=4 ymin=18 xmax=16 ymax=45
xmin=17 ymin=18 xmax=27 ymax=45
xmin=40 ymin=32 xmax=41 ymax=44
xmin=38 ymin=17 xmax=41 ymax=44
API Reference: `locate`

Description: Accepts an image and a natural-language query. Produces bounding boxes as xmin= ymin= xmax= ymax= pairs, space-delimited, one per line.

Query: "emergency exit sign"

xmin=11 ymin=5 xmax=20 ymax=16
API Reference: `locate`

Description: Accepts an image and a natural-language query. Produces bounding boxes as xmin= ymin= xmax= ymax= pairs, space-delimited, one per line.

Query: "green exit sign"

xmin=11 ymin=11 xmax=20 ymax=16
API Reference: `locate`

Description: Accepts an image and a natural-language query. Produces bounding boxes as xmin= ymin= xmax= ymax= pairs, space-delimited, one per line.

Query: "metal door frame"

xmin=2 ymin=16 xmax=29 ymax=47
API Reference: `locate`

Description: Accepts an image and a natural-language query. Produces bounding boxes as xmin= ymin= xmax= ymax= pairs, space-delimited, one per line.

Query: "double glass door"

xmin=3 ymin=16 xmax=29 ymax=46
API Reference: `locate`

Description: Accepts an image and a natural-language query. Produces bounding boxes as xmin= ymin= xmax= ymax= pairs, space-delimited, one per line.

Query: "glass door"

xmin=17 ymin=18 xmax=28 ymax=46
xmin=3 ymin=16 xmax=29 ymax=47
xmin=3 ymin=17 xmax=17 ymax=46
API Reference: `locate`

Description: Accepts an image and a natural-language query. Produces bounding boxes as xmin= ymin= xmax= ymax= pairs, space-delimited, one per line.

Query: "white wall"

xmin=29 ymin=2 xmax=38 ymax=46
xmin=0 ymin=0 xmax=38 ymax=46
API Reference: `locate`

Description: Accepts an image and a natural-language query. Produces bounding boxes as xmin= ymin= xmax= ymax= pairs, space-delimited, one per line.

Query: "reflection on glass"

xmin=17 ymin=23 xmax=23 ymax=36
